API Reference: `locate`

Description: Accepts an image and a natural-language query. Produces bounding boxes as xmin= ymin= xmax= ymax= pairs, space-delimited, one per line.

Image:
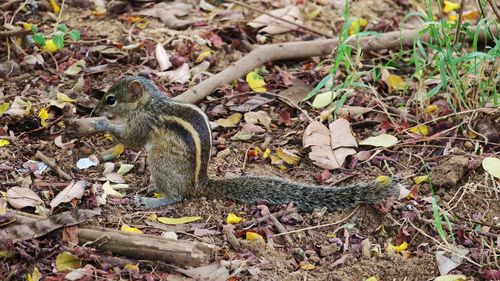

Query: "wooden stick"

xmin=35 ymin=151 xmax=73 ymax=180
xmin=79 ymin=225 xmax=216 ymax=267
xmin=12 ymin=211 xmax=217 ymax=267
xmin=0 ymin=29 xmax=30 ymax=38
xmin=173 ymin=25 xmax=499 ymax=104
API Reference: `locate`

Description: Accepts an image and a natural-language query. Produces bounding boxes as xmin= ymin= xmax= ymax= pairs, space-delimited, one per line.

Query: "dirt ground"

xmin=0 ymin=0 xmax=499 ymax=280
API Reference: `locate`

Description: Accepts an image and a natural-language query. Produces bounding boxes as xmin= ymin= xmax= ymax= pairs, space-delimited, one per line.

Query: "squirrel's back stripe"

xmin=160 ymin=115 xmax=202 ymax=188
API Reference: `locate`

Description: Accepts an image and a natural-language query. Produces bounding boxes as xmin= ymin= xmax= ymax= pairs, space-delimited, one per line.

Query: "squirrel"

xmin=93 ymin=75 xmax=396 ymax=212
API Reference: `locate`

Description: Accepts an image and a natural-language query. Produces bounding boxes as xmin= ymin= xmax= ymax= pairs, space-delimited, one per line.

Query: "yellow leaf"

xmin=216 ymin=113 xmax=242 ymax=128
xmin=409 ymin=124 xmax=429 ymax=136
xmin=359 ymin=134 xmax=399 ymax=148
xmin=0 ymin=139 xmax=10 ymax=147
xmin=43 ymin=39 xmax=59 ymax=53
xmin=482 ymin=157 xmax=500 ymax=179
xmin=49 ymin=0 xmax=60 ymax=13
xmin=147 ymin=213 xmax=158 ymax=221
xmin=153 ymin=192 xmax=164 ymax=198
xmin=23 ymin=23 xmax=33 ymax=30
xmin=246 ymin=231 xmax=264 ymax=242
xmin=270 ymin=154 xmax=282 ymax=165
xmin=25 ymin=101 xmax=32 ymax=115
xmin=301 ymin=262 xmax=316 ymax=270
xmin=196 ymin=50 xmax=212 ymax=63
xmin=366 ymin=277 xmax=378 ymax=281
xmin=55 ymin=252 xmax=81 ymax=271
xmin=413 ymin=175 xmax=429 ymax=184
xmin=443 ymin=1 xmax=460 ymax=13
xmin=246 ymin=71 xmax=267 ymax=93
xmin=38 ymin=108 xmax=50 ymax=127
xmin=435 ymin=275 xmax=467 ymax=281
xmin=121 ymin=224 xmax=143 ymax=234
xmin=349 ymin=18 xmax=367 ymax=35
xmin=386 ymin=241 xmax=408 ymax=253
xmin=112 ymin=144 xmax=125 ymax=158
xmin=387 ymin=74 xmax=406 ymax=91
xmin=123 ymin=263 xmax=140 ymax=271
xmin=424 ymin=105 xmax=438 ymax=114
xmin=276 ymin=147 xmax=300 ymax=165
xmin=375 ymin=176 xmax=392 ymax=186
xmin=157 ymin=216 xmax=202 ymax=225
xmin=56 ymin=92 xmax=76 ymax=103
xmin=27 ymin=266 xmax=41 ymax=281
xmin=0 ymin=102 xmax=10 ymax=116
xmin=226 ymin=213 xmax=243 ymax=224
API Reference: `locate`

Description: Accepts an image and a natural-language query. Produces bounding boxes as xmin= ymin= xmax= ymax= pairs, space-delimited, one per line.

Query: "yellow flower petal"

xmin=409 ymin=124 xmax=429 ymax=136
xmin=196 ymin=50 xmax=212 ymax=63
xmin=49 ymin=0 xmax=60 ymax=13
xmin=413 ymin=175 xmax=429 ymax=184
xmin=349 ymin=18 xmax=367 ymax=35
xmin=38 ymin=108 xmax=50 ymax=127
xmin=386 ymin=241 xmax=408 ymax=253
xmin=443 ymin=1 xmax=460 ymax=13
xmin=246 ymin=231 xmax=264 ymax=242
xmin=0 ymin=139 xmax=10 ymax=147
xmin=226 ymin=213 xmax=243 ymax=224
xmin=121 ymin=224 xmax=143 ymax=234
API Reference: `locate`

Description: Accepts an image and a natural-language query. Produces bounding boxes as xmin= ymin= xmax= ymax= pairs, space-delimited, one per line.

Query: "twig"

xmin=273 ymin=206 xmax=359 ymax=237
xmin=486 ymin=0 xmax=500 ymax=23
xmin=35 ymin=151 xmax=73 ymax=180
xmin=454 ymin=0 xmax=466 ymax=44
xmin=0 ymin=29 xmax=30 ymax=38
xmin=269 ymin=214 xmax=293 ymax=245
xmin=243 ymin=207 xmax=299 ymax=228
xmin=226 ymin=0 xmax=332 ymax=38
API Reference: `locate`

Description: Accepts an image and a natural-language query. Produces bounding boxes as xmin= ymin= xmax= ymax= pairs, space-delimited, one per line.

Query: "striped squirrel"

xmin=93 ymin=75 xmax=396 ymax=211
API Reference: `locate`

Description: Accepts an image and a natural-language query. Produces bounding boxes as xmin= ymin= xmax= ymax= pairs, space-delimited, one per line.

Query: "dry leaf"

xmin=248 ymin=5 xmax=302 ymax=35
xmin=303 ymin=121 xmax=332 ymax=148
xmin=226 ymin=213 xmax=243 ymax=224
xmin=155 ymin=43 xmax=172 ymax=71
xmin=276 ymin=147 xmax=300 ymax=165
xmin=157 ymin=63 xmax=190 ymax=83
xmin=121 ymin=224 xmax=143 ymax=234
xmin=55 ymin=252 xmax=81 ymax=272
xmin=6 ymin=187 xmax=43 ymax=209
xmin=329 ymin=118 xmax=357 ymax=149
xmin=482 ymin=157 xmax=500 ymax=179
xmin=246 ymin=71 xmax=267 ymax=92
xmin=157 ymin=216 xmax=202 ymax=225
xmin=359 ymin=134 xmax=399 ymax=148
xmin=244 ymin=111 xmax=271 ymax=130
xmin=217 ymin=113 xmax=242 ymax=127
xmin=50 ymin=181 xmax=86 ymax=209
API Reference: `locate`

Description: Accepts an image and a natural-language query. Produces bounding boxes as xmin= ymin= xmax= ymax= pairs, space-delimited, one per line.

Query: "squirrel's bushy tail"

xmin=205 ymin=176 xmax=397 ymax=212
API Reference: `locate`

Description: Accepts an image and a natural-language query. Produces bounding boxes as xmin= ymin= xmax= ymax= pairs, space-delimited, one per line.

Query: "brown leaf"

xmin=50 ymin=181 xmax=87 ymax=209
xmin=329 ymin=118 xmax=357 ymax=149
xmin=6 ymin=187 xmax=43 ymax=209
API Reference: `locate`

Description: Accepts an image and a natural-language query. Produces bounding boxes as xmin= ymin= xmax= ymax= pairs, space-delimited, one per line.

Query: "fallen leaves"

xmin=248 ymin=5 xmax=302 ymax=35
xmin=482 ymin=157 xmax=500 ymax=179
xmin=217 ymin=112 xmax=242 ymax=128
xmin=6 ymin=187 xmax=43 ymax=209
xmin=55 ymin=252 xmax=81 ymax=272
xmin=157 ymin=216 xmax=202 ymax=225
xmin=50 ymin=181 xmax=87 ymax=209
xmin=359 ymin=134 xmax=399 ymax=148
xmin=226 ymin=213 xmax=243 ymax=224
xmin=246 ymin=71 xmax=267 ymax=92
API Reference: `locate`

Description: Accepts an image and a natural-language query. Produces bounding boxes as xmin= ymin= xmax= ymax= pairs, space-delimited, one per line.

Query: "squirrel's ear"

xmin=127 ymin=80 xmax=143 ymax=101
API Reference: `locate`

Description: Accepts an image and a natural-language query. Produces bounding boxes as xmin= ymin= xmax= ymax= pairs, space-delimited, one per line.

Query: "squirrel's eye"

xmin=105 ymin=95 xmax=117 ymax=105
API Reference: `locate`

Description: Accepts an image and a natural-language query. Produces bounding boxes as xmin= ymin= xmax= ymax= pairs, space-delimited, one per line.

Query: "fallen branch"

xmin=79 ymin=225 xmax=216 ymax=267
xmin=174 ymin=25 xmax=498 ymax=104
xmin=8 ymin=210 xmax=217 ymax=267
xmin=65 ymin=25 xmax=499 ymax=136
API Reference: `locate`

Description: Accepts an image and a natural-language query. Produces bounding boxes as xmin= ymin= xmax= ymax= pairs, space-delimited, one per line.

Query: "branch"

xmin=174 ymin=25 xmax=499 ymax=104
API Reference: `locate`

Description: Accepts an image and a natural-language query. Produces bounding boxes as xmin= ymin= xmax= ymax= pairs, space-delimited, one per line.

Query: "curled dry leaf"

xmin=244 ymin=111 xmax=271 ymax=130
xmin=135 ymin=2 xmax=194 ymax=29
xmin=157 ymin=63 xmax=190 ymax=83
xmin=64 ymin=59 xmax=86 ymax=76
xmin=6 ymin=187 xmax=44 ymax=209
xmin=155 ymin=43 xmax=172 ymax=71
xmin=50 ymin=181 xmax=87 ymax=209
xmin=309 ymin=146 xmax=356 ymax=170
xmin=248 ymin=5 xmax=303 ymax=35
xmin=217 ymin=113 xmax=242 ymax=128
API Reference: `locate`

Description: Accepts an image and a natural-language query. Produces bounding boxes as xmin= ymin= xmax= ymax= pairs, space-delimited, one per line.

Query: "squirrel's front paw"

xmin=92 ymin=118 xmax=109 ymax=132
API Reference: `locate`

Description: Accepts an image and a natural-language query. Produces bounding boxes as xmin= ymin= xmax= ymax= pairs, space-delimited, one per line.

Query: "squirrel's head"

xmin=95 ymin=76 xmax=154 ymax=119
